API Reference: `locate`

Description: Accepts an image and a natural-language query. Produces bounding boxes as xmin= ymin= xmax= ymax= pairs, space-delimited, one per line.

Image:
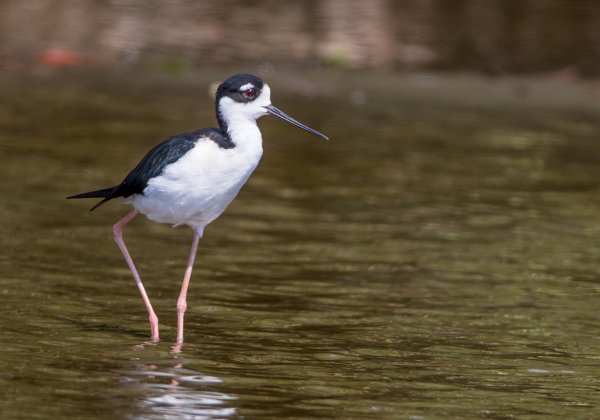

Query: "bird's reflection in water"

xmin=121 ymin=342 xmax=237 ymax=419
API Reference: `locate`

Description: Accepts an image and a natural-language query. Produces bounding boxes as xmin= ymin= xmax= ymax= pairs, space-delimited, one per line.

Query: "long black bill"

xmin=265 ymin=105 xmax=329 ymax=140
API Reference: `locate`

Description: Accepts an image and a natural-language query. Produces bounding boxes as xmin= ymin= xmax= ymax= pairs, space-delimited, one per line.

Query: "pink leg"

xmin=113 ymin=210 xmax=160 ymax=341
xmin=176 ymin=230 xmax=202 ymax=343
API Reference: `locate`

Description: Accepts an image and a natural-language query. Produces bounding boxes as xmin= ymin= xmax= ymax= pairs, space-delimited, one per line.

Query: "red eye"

xmin=242 ymin=88 xmax=257 ymax=99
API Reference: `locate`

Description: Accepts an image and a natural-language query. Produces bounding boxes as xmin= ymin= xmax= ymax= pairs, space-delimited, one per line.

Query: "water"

xmin=1 ymin=72 xmax=600 ymax=418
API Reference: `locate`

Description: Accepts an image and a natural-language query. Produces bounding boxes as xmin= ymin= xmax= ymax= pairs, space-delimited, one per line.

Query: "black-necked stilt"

xmin=68 ymin=74 xmax=328 ymax=342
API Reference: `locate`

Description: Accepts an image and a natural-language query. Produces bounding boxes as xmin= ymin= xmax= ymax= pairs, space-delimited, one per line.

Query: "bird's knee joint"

xmin=177 ymin=302 xmax=187 ymax=314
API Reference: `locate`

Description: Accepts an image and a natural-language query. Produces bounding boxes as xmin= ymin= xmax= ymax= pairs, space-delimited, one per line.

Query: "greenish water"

xmin=1 ymin=72 xmax=600 ymax=418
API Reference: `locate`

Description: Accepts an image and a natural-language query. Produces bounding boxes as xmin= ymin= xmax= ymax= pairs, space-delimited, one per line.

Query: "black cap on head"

xmin=215 ymin=73 xmax=329 ymax=141
xmin=216 ymin=74 xmax=265 ymax=103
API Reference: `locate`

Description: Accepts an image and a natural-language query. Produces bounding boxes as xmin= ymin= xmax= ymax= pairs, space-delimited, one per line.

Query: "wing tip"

xmin=89 ymin=198 xmax=109 ymax=211
xmin=66 ymin=186 xmax=119 ymax=211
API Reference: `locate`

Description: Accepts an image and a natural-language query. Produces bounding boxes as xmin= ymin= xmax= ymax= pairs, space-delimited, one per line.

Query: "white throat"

xmin=218 ymin=84 xmax=271 ymax=150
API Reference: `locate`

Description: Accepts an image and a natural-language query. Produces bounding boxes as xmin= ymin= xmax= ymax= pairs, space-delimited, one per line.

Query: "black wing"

xmin=116 ymin=133 xmax=197 ymax=197
xmin=68 ymin=128 xmax=228 ymax=210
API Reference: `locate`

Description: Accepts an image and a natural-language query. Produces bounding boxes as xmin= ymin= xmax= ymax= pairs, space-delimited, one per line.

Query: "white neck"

xmin=217 ymin=84 xmax=271 ymax=151
xmin=227 ymin=115 xmax=263 ymax=151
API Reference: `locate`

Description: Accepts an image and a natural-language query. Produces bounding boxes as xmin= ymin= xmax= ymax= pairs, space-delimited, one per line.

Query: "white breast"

xmin=132 ymin=128 xmax=263 ymax=233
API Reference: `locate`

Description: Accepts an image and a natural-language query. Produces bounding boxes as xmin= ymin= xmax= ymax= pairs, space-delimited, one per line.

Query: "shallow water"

xmin=2 ymin=72 xmax=600 ymax=418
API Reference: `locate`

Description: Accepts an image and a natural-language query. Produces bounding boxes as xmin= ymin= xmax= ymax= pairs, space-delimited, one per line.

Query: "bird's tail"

xmin=67 ymin=186 xmax=119 ymax=211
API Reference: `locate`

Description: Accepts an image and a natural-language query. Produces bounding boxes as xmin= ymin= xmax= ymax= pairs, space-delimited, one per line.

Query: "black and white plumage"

xmin=72 ymin=128 xmax=231 ymax=211
xmin=68 ymin=73 xmax=328 ymax=343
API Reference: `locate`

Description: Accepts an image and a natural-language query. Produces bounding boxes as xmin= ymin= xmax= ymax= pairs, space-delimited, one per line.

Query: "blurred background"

xmin=2 ymin=0 xmax=600 ymax=76
xmin=3 ymin=1 xmax=600 ymax=419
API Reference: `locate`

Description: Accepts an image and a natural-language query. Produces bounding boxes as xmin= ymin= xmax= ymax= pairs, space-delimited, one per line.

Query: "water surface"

xmin=1 ymin=72 xmax=600 ymax=418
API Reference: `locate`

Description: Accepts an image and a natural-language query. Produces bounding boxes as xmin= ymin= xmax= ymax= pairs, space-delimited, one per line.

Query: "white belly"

xmin=132 ymin=137 xmax=263 ymax=232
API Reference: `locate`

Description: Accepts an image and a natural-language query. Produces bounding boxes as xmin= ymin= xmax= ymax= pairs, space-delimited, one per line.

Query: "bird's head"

xmin=216 ymin=74 xmax=328 ymax=140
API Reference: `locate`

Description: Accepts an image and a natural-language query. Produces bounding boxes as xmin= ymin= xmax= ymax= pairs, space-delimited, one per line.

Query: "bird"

xmin=68 ymin=73 xmax=328 ymax=343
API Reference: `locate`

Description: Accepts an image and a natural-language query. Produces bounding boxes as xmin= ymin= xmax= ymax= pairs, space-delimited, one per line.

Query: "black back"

xmin=69 ymin=128 xmax=232 ymax=210
xmin=115 ymin=128 xmax=233 ymax=198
